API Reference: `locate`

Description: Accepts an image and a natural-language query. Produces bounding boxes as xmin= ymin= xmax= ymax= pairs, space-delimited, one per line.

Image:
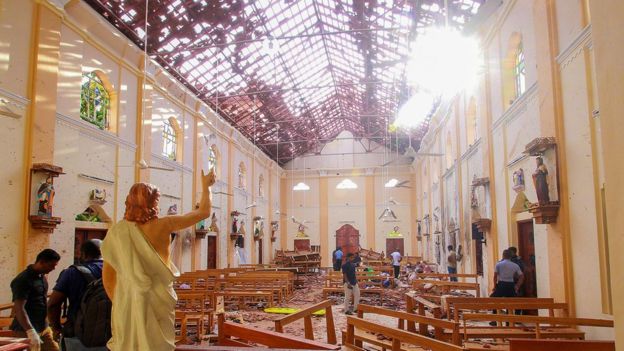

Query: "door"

xmin=335 ymin=224 xmax=360 ymax=255
xmin=472 ymin=223 xmax=484 ymax=276
xmin=74 ymin=229 xmax=107 ymax=264
xmin=257 ymin=239 xmax=263 ymax=264
xmin=207 ymin=235 xmax=217 ymax=269
xmin=517 ymin=220 xmax=537 ymax=298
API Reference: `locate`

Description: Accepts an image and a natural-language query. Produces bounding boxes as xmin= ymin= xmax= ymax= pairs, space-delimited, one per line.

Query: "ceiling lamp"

xmin=385 ymin=178 xmax=399 ymax=188
xmin=336 ymin=179 xmax=358 ymax=190
xmin=406 ymin=27 xmax=481 ymax=97
xmin=293 ymin=182 xmax=310 ymax=191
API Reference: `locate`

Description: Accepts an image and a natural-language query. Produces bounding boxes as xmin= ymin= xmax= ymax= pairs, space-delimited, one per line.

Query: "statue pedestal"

xmin=294 ymin=238 xmax=311 ymax=252
xmin=386 ymin=237 xmax=404 ymax=256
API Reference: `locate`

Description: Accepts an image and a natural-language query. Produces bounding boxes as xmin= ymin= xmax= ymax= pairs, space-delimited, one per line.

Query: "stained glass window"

xmin=163 ymin=119 xmax=177 ymax=161
xmin=514 ymin=42 xmax=526 ymax=97
xmin=80 ymin=72 xmax=110 ymax=130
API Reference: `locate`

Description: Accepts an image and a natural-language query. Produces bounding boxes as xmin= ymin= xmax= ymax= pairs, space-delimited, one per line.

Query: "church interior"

xmin=1 ymin=0 xmax=623 ymax=350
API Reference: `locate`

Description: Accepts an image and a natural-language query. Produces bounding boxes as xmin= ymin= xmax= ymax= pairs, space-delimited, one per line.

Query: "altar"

xmin=294 ymin=238 xmax=311 ymax=252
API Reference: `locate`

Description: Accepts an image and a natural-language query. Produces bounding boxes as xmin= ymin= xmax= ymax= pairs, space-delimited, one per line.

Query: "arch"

xmin=502 ymin=33 xmax=524 ymax=109
xmin=80 ymin=70 xmax=117 ymax=131
xmin=466 ymin=96 xmax=477 ymax=145
xmin=163 ymin=116 xmax=182 ymax=161
xmin=238 ymin=161 xmax=247 ymax=189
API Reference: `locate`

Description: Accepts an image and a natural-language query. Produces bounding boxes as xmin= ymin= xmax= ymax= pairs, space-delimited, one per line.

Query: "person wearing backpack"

xmin=48 ymin=239 xmax=109 ymax=351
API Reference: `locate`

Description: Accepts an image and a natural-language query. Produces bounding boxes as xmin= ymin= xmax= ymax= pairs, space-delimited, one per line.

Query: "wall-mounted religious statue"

xmin=423 ymin=214 xmax=431 ymax=236
xmin=434 ymin=235 xmax=441 ymax=265
xmin=296 ymin=223 xmax=308 ymax=238
xmin=448 ymin=218 xmax=457 ymax=249
xmin=37 ymin=176 xmax=55 ymax=216
xmin=416 ymin=220 xmax=422 ymax=241
xmin=238 ymin=220 xmax=246 ymax=235
xmin=512 ymin=168 xmax=525 ymax=193
xmin=231 ymin=216 xmax=238 ymax=234
xmin=167 ymin=204 xmax=178 ymax=215
xmin=470 ymin=181 xmax=479 ymax=209
xmin=208 ymin=212 xmax=219 ymax=233
xmin=89 ymin=188 xmax=107 ymax=204
xmin=532 ymin=156 xmax=550 ymax=204
xmin=388 ymin=226 xmax=402 ymax=238
xmin=433 ymin=212 xmax=441 ymax=234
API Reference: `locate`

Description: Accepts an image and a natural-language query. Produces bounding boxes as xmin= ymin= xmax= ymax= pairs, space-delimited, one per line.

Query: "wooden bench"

xmin=416 ymin=273 xmax=479 ymax=283
xmin=460 ymin=313 xmax=613 ymax=341
xmin=0 ymin=304 xmax=14 ymax=330
xmin=413 ymin=279 xmax=481 ymax=297
xmin=322 ymin=287 xmax=384 ymax=304
xmin=213 ymin=290 xmax=273 ymax=310
xmin=356 ymin=304 xmax=462 ymax=346
xmin=443 ymin=297 xmax=555 ymax=320
xmin=344 ymin=316 xmax=464 ymax=351
xmin=405 ymin=292 xmax=443 ymax=319
xmin=509 ymin=338 xmax=615 ymax=351
xmin=274 ymin=300 xmax=337 ymax=345
xmin=216 ymin=314 xmax=340 ymax=350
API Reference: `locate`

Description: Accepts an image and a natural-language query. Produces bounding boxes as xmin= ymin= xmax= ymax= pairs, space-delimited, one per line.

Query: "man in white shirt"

xmin=390 ymin=248 xmax=402 ymax=279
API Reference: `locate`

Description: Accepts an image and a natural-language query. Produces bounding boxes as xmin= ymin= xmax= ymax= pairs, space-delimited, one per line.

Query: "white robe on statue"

xmin=102 ymin=220 xmax=180 ymax=351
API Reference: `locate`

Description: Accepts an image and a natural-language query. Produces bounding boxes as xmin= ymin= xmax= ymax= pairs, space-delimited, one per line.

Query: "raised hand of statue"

xmin=201 ymin=168 xmax=216 ymax=189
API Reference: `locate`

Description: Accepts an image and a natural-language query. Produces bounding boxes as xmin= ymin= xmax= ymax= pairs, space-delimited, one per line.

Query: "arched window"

xmin=238 ymin=162 xmax=247 ymax=189
xmin=162 ymin=117 xmax=180 ymax=161
xmin=80 ymin=72 xmax=110 ymax=130
xmin=258 ymin=174 xmax=265 ymax=197
xmin=466 ymin=96 xmax=477 ymax=144
xmin=514 ymin=42 xmax=526 ymax=97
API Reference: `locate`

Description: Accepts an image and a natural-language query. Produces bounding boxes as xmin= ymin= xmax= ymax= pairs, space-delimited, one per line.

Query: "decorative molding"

xmin=161 ymin=193 xmax=181 ymax=200
xmin=460 ymin=138 xmax=482 ymax=162
xmin=507 ymin=153 xmax=529 ymax=168
xmin=491 ymin=82 xmax=538 ymax=132
xmin=556 ymin=25 xmax=592 ymax=68
xmin=150 ymin=152 xmax=193 ymax=173
xmin=56 ymin=112 xmax=137 ymax=151
xmin=78 ymin=173 xmax=115 ymax=185
xmin=0 ymin=87 xmax=30 ymax=106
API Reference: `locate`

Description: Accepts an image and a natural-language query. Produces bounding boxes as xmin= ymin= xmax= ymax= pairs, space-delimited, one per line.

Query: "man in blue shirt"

xmin=342 ymin=253 xmax=360 ymax=315
xmin=48 ymin=239 xmax=105 ymax=351
xmin=332 ymin=246 xmax=343 ymax=271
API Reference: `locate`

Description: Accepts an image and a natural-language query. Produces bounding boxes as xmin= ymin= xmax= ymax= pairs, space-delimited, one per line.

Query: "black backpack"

xmin=72 ymin=265 xmax=112 ymax=347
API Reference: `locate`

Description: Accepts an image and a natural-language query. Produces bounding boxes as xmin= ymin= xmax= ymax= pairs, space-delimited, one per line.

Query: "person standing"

xmin=102 ymin=169 xmax=215 ymax=351
xmin=390 ymin=248 xmax=402 ymax=279
xmin=491 ymin=249 xmax=524 ymax=297
xmin=48 ymin=239 xmax=107 ymax=351
xmin=446 ymin=245 xmax=458 ymax=282
xmin=10 ymin=249 xmax=61 ymax=351
xmin=332 ymin=247 xmax=343 ymax=272
xmin=342 ymin=253 xmax=360 ymax=315
xmin=508 ymin=246 xmax=525 ymax=296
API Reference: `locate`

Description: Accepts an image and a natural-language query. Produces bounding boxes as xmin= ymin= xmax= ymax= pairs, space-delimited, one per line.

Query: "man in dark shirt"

xmin=508 ymin=246 xmax=525 ymax=296
xmin=47 ymin=239 xmax=105 ymax=351
xmin=341 ymin=253 xmax=360 ymax=315
xmin=10 ymin=248 xmax=61 ymax=351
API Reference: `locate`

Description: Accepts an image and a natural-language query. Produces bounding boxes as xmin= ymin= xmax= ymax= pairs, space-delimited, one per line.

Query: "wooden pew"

xmin=356 ymin=304 xmax=461 ymax=346
xmin=0 ymin=304 xmax=14 ymax=330
xmin=213 ymin=291 xmax=273 ymax=310
xmin=344 ymin=316 xmax=464 ymax=351
xmin=450 ymin=301 xmax=569 ymax=323
xmin=322 ymin=287 xmax=384 ymax=304
xmin=509 ymin=338 xmax=615 ymax=351
xmin=274 ymin=300 xmax=337 ymax=345
xmin=443 ymin=297 xmax=555 ymax=320
xmin=413 ymin=279 xmax=481 ymax=297
xmin=216 ymin=314 xmax=340 ymax=350
xmin=405 ymin=292 xmax=443 ymax=319
xmin=461 ymin=313 xmax=613 ymax=341
xmin=416 ymin=273 xmax=479 ymax=283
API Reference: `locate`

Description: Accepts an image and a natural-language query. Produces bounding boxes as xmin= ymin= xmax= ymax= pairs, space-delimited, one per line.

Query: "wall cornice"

xmin=0 ymin=88 xmax=29 ymax=119
xmin=151 ymin=152 xmax=193 ymax=174
xmin=56 ymin=112 xmax=137 ymax=151
xmin=556 ymin=24 xmax=592 ymax=69
xmin=490 ymin=82 xmax=538 ymax=132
